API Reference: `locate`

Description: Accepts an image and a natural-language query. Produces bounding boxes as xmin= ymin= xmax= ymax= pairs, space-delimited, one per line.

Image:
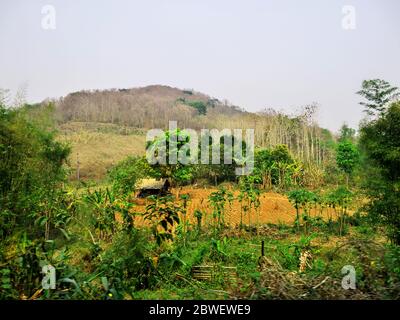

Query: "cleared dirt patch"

xmin=130 ymin=186 xmax=338 ymax=227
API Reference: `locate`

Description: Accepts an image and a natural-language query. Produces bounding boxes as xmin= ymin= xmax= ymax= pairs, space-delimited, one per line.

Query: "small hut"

xmin=136 ymin=178 xmax=171 ymax=198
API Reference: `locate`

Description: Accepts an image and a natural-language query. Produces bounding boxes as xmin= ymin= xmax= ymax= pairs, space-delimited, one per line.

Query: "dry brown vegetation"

xmin=55 ymin=85 xmax=242 ymax=129
xmin=57 ymin=122 xmax=145 ymax=180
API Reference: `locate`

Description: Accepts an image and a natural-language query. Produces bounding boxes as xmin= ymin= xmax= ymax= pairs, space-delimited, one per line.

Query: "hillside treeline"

xmin=54 ymin=85 xmax=335 ymax=166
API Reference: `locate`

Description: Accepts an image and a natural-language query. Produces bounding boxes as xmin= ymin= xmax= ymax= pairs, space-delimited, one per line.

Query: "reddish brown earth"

xmin=127 ymin=187 xmax=338 ymax=227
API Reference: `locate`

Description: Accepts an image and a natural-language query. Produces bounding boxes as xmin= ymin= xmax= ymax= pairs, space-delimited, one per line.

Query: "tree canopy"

xmin=357 ymin=79 xmax=399 ymax=116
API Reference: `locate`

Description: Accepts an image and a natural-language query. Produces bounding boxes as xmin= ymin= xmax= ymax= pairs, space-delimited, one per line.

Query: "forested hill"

xmin=55 ymin=85 xmax=244 ymax=130
xmin=52 ymin=85 xmax=335 ymax=165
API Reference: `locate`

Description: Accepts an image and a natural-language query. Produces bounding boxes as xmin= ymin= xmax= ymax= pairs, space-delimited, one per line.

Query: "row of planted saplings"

xmin=205 ymin=176 xmax=263 ymax=235
xmin=287 ymin=186 xmax=354 ymax=235
xmin=82 ymin=183 xmax=354 ymax=245
xmin=153 ymin=176 xmax=264 ymax=237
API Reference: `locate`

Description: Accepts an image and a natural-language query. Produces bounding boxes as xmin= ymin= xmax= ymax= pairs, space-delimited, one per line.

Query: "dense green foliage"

xmin=0 ymin=103 xmax=71 ymax=299
xmin=186 ymin=100 xmax=208 ymax=115
xmin=0 ymin=104 xmax=70 ymax=240
xmin=359 ymin=101 xmax=400 ymax=244
xmin=253 ymin=145 xmax=303 ymax=189
xmin=144 ymin=195 xmax=182 ymax=246
xmin=336 ymin=140 xmax=359 ymax=185
xmin=146 ymin=129 xmax=248 ymax=187
xmin=146 ymin=129 xmax=195 ymax=185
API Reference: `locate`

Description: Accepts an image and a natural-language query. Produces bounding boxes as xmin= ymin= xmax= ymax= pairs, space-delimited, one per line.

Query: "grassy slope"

xmin=57 ymin=122 xmax=145 ymax=180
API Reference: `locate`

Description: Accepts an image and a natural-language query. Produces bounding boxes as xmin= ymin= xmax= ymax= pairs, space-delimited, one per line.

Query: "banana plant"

xmin=84 ymin=188 xmax=134 ymax=240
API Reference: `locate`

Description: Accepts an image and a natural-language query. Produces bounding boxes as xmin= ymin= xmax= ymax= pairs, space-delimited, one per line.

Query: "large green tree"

xmin=359 ymin=101 xmax=400 ymax=244
xmin=357 ymin=79 xmax=399 ymax=116
xmin=146 ymin=128 xmax=195 ymax=186
xmin=336 ymin=140 xmax=359 ymax=185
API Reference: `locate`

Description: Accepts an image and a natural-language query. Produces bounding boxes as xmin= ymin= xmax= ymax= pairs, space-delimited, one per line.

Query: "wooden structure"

xmin=136 ymin=178 xmax=171 ymax=198
xmin=191 ymin=265 xmax=237 ymax=283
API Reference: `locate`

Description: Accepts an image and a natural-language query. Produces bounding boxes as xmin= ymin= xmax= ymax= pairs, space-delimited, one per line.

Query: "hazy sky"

xmin=1 ymin=0 xmax=399 ymax=131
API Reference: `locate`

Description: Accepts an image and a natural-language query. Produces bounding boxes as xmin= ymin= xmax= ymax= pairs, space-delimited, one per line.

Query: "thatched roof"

xmin=136 ymin=178 xmax=169 ymax=190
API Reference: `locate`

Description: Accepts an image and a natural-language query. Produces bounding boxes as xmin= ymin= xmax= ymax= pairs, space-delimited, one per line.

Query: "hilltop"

xmin=55 ymin=85 xmax=245 ymax=130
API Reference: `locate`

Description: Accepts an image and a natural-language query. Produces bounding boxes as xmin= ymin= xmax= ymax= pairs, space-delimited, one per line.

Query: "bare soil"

xmin=128 ymin=186 xmax=339 ymax=227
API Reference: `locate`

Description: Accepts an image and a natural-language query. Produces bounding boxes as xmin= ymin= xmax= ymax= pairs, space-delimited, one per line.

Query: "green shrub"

xmin=97 ymin=230 xmax=154 ymax=297
xmin=108 ymin=156 xmax=157 ymax=195
xmin=186 ymin=100 xmax=207 ymax=115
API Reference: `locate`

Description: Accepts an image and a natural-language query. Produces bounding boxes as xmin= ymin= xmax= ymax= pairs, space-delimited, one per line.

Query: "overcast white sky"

xmin=0 ymin=0 xmax=399 ymax=131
